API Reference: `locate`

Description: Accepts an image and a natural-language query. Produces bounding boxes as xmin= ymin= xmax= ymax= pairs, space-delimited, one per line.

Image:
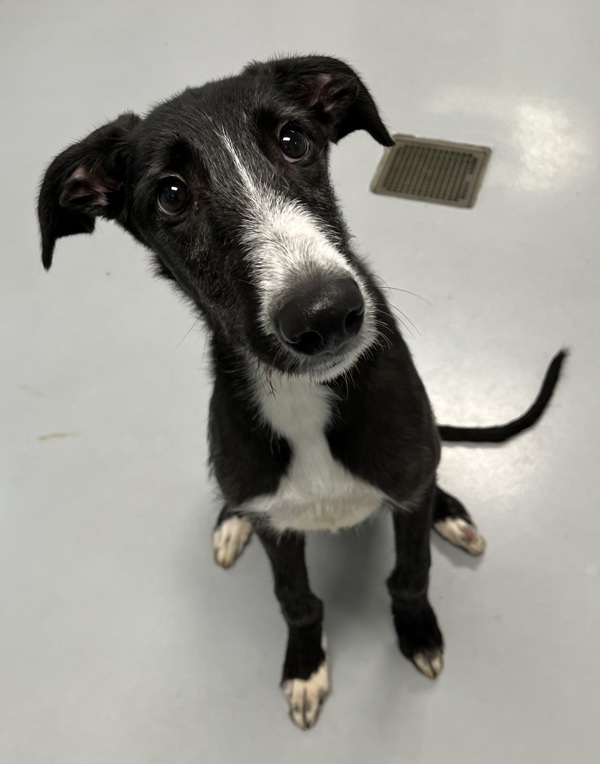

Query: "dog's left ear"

xmin=244 ymin=55 xmax=395 ymax=147
xmin=38 ymin=112 xmax=141 ymax=269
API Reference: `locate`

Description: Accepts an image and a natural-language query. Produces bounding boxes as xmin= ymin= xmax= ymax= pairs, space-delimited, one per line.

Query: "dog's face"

xmin=39 ymin=56 xmax=394 ymax=381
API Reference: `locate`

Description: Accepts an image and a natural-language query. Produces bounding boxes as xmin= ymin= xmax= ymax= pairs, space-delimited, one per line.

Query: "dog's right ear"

xmin=38 ymin=112 xmax=141 ymax=269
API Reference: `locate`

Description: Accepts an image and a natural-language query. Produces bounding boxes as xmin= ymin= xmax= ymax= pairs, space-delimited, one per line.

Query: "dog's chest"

xmin=249 ymin=374 xmax=384 ymax=532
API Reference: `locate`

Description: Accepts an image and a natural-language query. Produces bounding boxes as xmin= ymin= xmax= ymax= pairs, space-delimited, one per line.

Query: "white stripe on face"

xmin=218 ymin=132 xmax=377 ymax=375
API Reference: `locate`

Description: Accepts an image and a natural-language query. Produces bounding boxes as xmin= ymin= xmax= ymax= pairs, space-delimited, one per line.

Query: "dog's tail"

xmin=437 ymin=350 xmax=567 ymax=444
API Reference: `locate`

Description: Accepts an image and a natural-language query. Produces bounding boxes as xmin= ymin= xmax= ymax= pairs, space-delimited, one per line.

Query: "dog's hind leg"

xmin=257 ymin=526 xmax=329 ymax=731
xmin=432 ymin=486 xmax=486 ymax=556
xmin=212 ymin=505 xmax=253 ymax=568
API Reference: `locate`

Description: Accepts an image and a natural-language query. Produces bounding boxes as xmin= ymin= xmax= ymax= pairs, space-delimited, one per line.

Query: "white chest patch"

xmin=246 ymin=371 xmax=385 ymax=533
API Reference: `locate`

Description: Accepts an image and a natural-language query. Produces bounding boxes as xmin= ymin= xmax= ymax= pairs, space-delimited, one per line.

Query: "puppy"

xmin=38 ymin=55 xmax=564 ymax=730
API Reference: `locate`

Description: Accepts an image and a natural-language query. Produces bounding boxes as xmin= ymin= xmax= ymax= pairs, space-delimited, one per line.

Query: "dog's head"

xmin=38 ymin=56 xmax=394 ymax=381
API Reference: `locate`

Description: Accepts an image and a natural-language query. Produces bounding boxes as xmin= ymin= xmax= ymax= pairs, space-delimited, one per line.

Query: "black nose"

xmin=274 ymin=277 xmax=365 ymax=356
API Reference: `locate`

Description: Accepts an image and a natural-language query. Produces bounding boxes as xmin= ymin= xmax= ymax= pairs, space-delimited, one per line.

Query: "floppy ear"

xmin=244 ymin=55 xmax=395 ymax=147
xmin=37 ymin=112 xmax=141 ymax=269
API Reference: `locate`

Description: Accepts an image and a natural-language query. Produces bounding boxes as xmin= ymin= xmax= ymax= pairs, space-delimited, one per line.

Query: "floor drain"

xmin=371 ymin=135 xmax=491 ymax=208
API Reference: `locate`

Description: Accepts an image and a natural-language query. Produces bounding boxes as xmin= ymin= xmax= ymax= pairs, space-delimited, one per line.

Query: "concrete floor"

xmin=1 ymin=1 xmax=599 ymax=762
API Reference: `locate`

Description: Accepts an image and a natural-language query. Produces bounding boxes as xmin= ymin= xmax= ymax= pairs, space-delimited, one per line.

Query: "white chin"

xmin=304 ymin=340 xmax=374 ymax=383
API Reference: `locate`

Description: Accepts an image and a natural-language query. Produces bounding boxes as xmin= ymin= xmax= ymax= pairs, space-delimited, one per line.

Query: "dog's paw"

xmin=434 ymin=517 xmax=486 ymax=556
xmin=281 ymin=652 xmax=330 ymax=730
xmin=393 ymin=600 xmax=444 ymax=679
xmin=413 ymin=649 xmax=444 ymax=679
xmin=212 ymin=516 xmax=253 ymax=568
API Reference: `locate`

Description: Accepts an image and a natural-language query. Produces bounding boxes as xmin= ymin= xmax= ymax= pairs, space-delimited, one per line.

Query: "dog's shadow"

xmin=307 ymin=514 xmax=392 ymax=642
xmin=305 ymin=512 xmax=485 ymax=649
xmin=308 ymin=512 xmax=483 ymax=593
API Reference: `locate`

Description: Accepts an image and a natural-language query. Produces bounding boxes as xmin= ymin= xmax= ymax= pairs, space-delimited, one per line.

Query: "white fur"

xmin=413 ymin=651 xmax=443 ymax=679
xmin=246 ymin=370 xmax=384 ymax=533
xmin=216 ymin=134 xmax=384 ymax=531
xmin=434 ymin=517 xmax=486 ymax=555
xmin=218 ymin=132 xmax=377 ymax=381
xmin=212 ymin=516 xmax=253 ymax=567
xmin=281 ymin=640 xmax=330 ymax=730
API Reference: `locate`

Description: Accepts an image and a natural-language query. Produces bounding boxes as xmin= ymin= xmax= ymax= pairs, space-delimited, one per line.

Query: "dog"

xmin=38 ymin=55 xmax=565 ymax=730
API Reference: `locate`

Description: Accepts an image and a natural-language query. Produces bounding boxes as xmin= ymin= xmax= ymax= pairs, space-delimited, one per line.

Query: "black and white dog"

xmin=38 ymin=56 xmax=564 ymax=730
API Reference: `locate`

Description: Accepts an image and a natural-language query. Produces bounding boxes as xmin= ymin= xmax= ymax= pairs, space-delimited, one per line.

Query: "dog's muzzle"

xmin=273 ymin=277 xmax=365 ymax=357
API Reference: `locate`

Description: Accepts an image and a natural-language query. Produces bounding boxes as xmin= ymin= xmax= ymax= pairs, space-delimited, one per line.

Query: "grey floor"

xmin=1 ymin=1 xmax=599 ymax=762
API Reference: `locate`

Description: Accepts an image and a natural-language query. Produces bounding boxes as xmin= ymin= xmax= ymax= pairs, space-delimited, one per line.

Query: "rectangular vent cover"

xmin=371 ymin=135 xmax=491 ymax=208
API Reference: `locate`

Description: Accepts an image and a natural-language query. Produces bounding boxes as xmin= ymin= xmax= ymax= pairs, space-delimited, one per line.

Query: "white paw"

xmin=212 ymin=516 xmax=253 ymax=568
xmin=281 ymin=647 xmax=330 ymax=730
xmin=434 ymin=517 xmax=486 ymax=556
xmin=413 ymin=649 xmax=444 ymax=679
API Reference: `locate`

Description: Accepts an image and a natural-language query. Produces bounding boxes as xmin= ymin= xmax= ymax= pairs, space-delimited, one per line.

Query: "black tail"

xmin=438 ymin=350 xmax=567 ymax=444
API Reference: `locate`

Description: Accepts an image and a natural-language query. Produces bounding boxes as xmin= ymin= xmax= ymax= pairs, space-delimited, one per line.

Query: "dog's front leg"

xmin=387 ymin=486 xmax=444 ymax=679
xmin=257 ymin=525 xmax=328 ymax=731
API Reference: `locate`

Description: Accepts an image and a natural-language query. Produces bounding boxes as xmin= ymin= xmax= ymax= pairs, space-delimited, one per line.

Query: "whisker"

xmin=392 ymin=305 xmax=420 ymax=336
xmin=176 ymin=319 xmax=200 ymax=348
xmin=389 ymin=304 xmax=419 ymax=338
xmin=375 ymin=274 xmax=430 ymax=305
xmin=372 ymin=296 xmax=418 ymax=340
xmin=372 ymin=319 xmax=393 ymax=348
xmin=383 ymin=286 xmax=430 ymax=305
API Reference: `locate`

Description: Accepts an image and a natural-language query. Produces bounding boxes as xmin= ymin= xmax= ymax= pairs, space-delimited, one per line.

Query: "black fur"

xmin=38 ymin=55 xmax=565 ymax=728
xmin=257 ymin=527 xmax=325 ymax=685
xmin=388 ymin=486 xmax=443 ymax=666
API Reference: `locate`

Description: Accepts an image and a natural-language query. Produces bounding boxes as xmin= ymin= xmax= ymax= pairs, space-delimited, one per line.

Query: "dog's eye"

xmin=156 ymin=176 xmax=189 ymax=216
xmin=279 ymin=124 xmax=310 ymax=163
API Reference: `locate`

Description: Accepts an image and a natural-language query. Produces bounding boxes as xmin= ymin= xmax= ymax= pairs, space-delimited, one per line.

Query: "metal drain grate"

xmin=371 ymin=135 xmax=491 ymax=208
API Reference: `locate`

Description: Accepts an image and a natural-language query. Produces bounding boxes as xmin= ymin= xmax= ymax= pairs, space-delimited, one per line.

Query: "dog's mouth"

xmin=268 ymin=319 xmax=377 ymax=383
xmin=303 ymin=348 xmax=369 ymax=382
